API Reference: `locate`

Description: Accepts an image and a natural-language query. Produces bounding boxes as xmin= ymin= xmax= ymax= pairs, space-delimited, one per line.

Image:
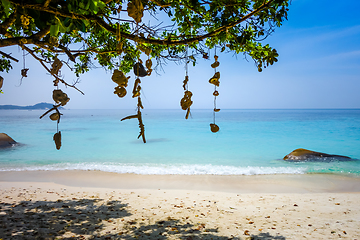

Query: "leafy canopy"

xmin=0 ymin=0 xmax=290 ymax=146
xmin=1 ymin=0 xmax=289 ymax=77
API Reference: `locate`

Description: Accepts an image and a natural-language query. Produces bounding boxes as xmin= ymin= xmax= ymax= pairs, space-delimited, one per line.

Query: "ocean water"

xmin=1 ymin=109 xmax=360 ymax=176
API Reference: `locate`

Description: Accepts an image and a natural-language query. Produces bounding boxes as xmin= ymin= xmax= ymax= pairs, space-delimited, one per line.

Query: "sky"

xmin=0 ymin=0 xmax=360 ymax=109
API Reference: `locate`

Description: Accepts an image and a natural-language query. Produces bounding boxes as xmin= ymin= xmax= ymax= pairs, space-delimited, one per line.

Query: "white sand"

xmin=0 ymin=171 xmax=360 ymax=239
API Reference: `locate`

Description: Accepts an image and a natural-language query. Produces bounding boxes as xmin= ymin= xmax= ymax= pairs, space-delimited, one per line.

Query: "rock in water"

xmin=283 ymin=148 xmax=351 ymax=161
xmin=0 ymin=133 xmax=17 ymax=148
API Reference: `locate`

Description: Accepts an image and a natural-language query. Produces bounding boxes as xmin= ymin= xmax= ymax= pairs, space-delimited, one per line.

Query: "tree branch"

xmin=56 ymin=44 xmax=76 ymax=62
xmin=93 ymin=0 xmax=274 ymax=45
xmin=0 ymin=10 xmax=17 ymax=35
xmin=21 ymin=44 xmax=85 ymax=95
xmin=32 ymin=25 xmax=51 ymax=40
xmin=0 ymin=50 xmax=19 ymax=62
xmin=0 ymin=25 xmax=50 ymax=48
xmin=6 ymin=0 xmax=274 ymax=46
xmin=43 ymin=0 xmax=52 ymax=8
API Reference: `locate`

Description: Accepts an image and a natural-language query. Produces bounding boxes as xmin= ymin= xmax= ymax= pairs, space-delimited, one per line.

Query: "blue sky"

xmin=1 ymin=0 xmax=360 ymax=109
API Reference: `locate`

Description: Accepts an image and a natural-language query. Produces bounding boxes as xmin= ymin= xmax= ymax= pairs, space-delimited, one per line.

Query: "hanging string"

xmin=185 ymin=45 xmax=189 ymax=85
xmin=213 ymin=47 xmax=217 ymax=124
xmin=117 ymin=8 xmax=122 ymax=67
xmin=17 ymin=49 xmax=29 ymax=86
xmin=184 ymin=45 xmax=189 ymax=91
xmin=213 ymin=95 xmax=216 ymax=123
xmin=23 ymin=49 xmax=25 ymax=69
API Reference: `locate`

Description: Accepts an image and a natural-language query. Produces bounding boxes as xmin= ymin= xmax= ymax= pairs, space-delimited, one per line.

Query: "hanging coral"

xmin=182 ymin=75 xmax=188 ymax=90
xmin=121 ymin=59 xmax=147 ymax=143
xmin=112 ymin=69 xmax=129 ymax=86
xmin=49 ymin=112 xmax=60 ymax=121
xmin=180 ymin=45 xmax=193 ymax=119
xmin=112 ymin=69 xmax=130 ymax=98
xmin=40 ymin=89 xmax=70 ymax=150
xmin=209 ymin=53 xmax=221 ymax=133
xmin=132 ymin=77 xmax=141 ymax=98
xmin=211 ymin=55 xmax=220 ymax=68
xmin=120 ymin=105 xmax=146 ymax=143
xmin=209 ymin=72 xmax=220 ymax=87
xmin=53 ymin=89 xmax=70 ymax=106
xmin=180 ymin=90 xmax=193 ymax=119
xmin=114 ymin=86 xmax=127 ymax=98
xmin=120 ymin=96 xmax=146 ymax=143
xmin=53 ymin=131 xmax=61 ymax=150
xmin=145 ymin=59 xmax=152 ymax=76
xmin=50 ymin=57 xmax=63 ymax=76
xmin=127 ymin=0 xmax=144 ymax=23
xmin=210 ymin=123 xmax=220 ymax=133
xmin=39 ymin=103 xmax=64 ymax=150
xmin=21 ymin=68 xmax=29 ymax=78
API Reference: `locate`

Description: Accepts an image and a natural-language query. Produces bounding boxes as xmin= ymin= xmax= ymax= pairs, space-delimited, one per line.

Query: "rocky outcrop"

xmin=0 ymin=133 xmax=17 ymax=148
xmin=284 ymin=148 xmax=351 ymax=161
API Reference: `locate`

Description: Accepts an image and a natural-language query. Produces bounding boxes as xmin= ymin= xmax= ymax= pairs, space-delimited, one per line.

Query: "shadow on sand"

xmin=0 ymin=199 xmax=286 ymax=239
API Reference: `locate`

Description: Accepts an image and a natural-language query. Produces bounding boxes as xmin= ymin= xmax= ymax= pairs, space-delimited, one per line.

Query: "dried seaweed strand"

xmin=120 ymin=27 xmax=146 ymax=143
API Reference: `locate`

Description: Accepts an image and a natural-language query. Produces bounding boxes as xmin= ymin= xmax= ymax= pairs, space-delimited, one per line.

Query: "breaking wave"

xmin=0 ymin=163 xmax=308 ymax=175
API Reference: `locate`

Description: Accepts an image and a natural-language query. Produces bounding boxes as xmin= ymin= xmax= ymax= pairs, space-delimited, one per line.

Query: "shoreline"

xmin=1 ymin=170 xmax=360 ymax=193
xmin=1 ymin=171 xmax=360 ymax=239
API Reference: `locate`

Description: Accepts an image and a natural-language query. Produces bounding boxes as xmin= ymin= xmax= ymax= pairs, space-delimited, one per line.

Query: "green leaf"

xmin=67 ymin=3 xmax=72 ymax=12
xmin=89 ymin=0 xmax=97 ymax=13
xmin=1 ymin=0 xmax=11 ymax=17
xmin=96 ymin=0 xmax=106 ymax=10
xmin=73 ymin=20 xmax=87 ymax=32
xmin=53 ymin=16 xmax=67 ymax=33
xmin=89 ymin=0 xmax=105 ymax=14
xmin=85 ymin=0 xmax=91 ymax=10
xmin=64 ymin=17 xmax=72 ymax=27
xmin=50 ymin=24 xmax=60 ymax=36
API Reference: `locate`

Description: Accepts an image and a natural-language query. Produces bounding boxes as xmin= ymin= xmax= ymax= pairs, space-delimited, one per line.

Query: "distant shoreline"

xmin=0 ymin=102 xmax=63 ymax=110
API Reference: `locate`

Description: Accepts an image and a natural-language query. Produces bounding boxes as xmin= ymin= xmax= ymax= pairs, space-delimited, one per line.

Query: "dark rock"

xmin=284 ymin=148 xmax=351 ymax=161
xmin=0 ymin=133 xmax=17 ymax=148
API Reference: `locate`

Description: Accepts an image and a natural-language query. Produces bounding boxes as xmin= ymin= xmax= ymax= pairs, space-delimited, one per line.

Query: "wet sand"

xmin=2 ymin=170 xmax=360 ymax=193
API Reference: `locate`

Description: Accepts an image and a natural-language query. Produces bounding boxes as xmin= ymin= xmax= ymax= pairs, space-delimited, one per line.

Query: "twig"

xmin=0 ymin=50 xmax=19 ymax=62
xmin=21 ymin=44 xmax=85 ymax=95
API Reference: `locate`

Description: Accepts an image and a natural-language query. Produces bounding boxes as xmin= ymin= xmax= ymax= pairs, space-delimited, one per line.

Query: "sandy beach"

xmin=1 ymin=171 xmax=360 ymax=239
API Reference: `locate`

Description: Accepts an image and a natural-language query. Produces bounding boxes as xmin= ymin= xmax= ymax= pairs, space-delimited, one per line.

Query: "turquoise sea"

xmin=1 ymin=109 xmax=360 ymax=176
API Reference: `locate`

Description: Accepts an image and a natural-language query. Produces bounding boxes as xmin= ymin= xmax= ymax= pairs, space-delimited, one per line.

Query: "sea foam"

xmin=0 ymin=163 xmax=307 ymax=175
